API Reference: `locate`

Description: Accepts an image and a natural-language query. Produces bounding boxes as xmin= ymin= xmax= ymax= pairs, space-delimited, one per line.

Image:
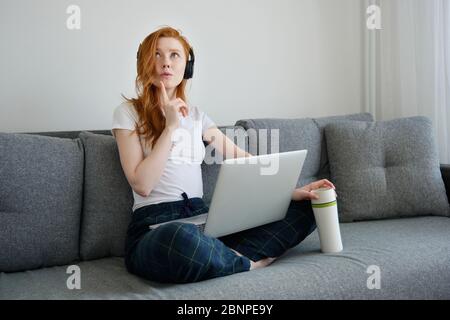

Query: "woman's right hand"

xmin=159 ymin=81 xmax=189 ymax=130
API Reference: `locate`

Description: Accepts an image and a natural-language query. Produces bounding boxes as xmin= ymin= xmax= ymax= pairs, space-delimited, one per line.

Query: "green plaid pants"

xmin=124 ymin=192 xmax=317 ymax=283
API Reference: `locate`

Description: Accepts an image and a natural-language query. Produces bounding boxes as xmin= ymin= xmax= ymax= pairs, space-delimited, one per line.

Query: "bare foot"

xmin=249 ymin=257 xmax=277 ymax=270
xmin=230 ymin=249 xmax=277 ymax=270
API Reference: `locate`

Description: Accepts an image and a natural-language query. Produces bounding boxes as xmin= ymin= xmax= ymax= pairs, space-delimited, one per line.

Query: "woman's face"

xmin=154 ymin=37 xmax=187 ymax=90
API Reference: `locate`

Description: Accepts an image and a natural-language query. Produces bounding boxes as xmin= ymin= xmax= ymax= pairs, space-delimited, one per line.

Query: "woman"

xmin=112 ymin=26 xmax=336 ymax=283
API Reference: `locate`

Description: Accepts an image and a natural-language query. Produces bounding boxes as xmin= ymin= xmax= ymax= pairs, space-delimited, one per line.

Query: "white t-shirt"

xmin=111 ymin=101 xmax=217 ymax=212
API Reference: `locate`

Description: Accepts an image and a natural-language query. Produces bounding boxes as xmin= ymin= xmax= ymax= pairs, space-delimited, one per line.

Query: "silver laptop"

xmin=149 ymin=149 xmax=308 ymax=238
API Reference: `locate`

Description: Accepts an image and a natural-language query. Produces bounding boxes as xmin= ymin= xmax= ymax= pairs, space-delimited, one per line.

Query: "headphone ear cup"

xmin=184 ymin=48 xmax=195 ymax=79
xmin=184 ymin=61 xmax=193 ymax=79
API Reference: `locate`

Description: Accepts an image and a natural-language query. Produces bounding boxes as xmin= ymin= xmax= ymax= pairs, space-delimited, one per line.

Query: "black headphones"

xmin=137 ymin=44 xmax=195 ymax=79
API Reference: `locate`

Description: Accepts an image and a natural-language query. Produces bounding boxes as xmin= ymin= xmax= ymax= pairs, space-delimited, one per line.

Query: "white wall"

xmin=0 ymin=0 xmax=364 ymax=132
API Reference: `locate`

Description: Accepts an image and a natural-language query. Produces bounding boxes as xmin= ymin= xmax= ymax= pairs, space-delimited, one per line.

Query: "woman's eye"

xmin=155 ymin=52 xmax=179 ymax=58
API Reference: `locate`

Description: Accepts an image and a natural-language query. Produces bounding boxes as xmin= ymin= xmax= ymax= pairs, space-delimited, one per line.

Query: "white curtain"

xmin=364 ymin=0 xmax=450 ymax=164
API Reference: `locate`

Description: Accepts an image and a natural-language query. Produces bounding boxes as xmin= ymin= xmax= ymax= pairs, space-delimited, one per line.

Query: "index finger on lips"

xmin=160 ymin=81 xmax=170 ymax=104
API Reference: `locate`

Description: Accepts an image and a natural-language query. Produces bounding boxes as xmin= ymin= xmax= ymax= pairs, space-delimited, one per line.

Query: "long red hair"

xmin=122 ymin=26 xmax=192 ymax=149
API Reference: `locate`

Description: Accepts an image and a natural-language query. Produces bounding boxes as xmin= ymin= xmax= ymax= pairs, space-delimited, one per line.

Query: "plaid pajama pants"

xmin=124 ymin=192 xmax=317 ymax=284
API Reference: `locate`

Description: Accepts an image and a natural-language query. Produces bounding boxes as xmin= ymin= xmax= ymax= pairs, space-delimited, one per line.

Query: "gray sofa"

xmin=1 ymin=112 xmax=449 ymax=300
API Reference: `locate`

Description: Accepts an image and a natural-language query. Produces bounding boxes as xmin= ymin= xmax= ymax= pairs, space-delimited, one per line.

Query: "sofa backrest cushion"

xmin=235 ymin=113 xmax=374 ymax=188
xmin=0 ymin=133 xmax=83 ymax=272
xmin=78 ymin=131 xmax=133 ymax=260
xmin=324 ymin=116 xmax=450 ymax=222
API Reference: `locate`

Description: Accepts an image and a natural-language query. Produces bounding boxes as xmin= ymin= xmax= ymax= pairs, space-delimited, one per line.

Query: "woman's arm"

xmin=114 ymin=126 xmax=176 ymax=197
xmin=203 ymin=127 xmax=252 ymax=159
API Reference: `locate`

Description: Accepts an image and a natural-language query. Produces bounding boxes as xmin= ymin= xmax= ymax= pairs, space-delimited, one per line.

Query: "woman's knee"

xmin=154 ymin=222 xmax=199 ymax=245
xmin=137 ymin=222 xmax=199 ymax=262
xmin=294 ymin=201 xmax=317 ymax=235
xmin=128 ymin=222 xmax=201 ymax=282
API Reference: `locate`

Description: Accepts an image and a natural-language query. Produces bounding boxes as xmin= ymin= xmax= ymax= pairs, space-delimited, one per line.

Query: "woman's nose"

xmin=162 ymin=58 xmax=171 ymax=68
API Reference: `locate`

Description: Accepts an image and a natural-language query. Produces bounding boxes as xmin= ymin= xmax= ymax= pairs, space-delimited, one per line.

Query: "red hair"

xmin=122 ymin=26 xmax=192 ymax=149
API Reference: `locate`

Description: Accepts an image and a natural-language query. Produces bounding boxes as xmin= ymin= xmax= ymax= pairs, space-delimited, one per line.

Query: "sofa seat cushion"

xmin=1 ymin=216 xmax=449 ymax=299
xmin=325 ymin=117 xmax=450 ymax=222
xmin=0 ymin=133 xmax=83 ymax=272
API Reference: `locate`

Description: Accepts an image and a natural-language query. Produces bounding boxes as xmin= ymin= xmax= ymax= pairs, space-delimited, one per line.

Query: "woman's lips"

xmin=161 ymin=74 xmax=173 ymax=78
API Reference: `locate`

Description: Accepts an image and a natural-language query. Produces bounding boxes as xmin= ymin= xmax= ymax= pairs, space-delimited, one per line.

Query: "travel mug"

xmin=311 ymin=187 xmax=343 ymax=253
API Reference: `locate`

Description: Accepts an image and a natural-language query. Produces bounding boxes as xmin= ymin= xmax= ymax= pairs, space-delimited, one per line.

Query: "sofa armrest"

xmin=440 ymin=164 xmax=450 ymax=202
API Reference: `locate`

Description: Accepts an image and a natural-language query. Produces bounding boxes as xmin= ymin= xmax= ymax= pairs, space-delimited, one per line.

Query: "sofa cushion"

xmin=0 ymin=133 xmax=83 ymax=272
xmin=325 ymin=116 xmax=450 ymax=222
xmin=235 ymin=113 xmax=374 ymax=188
xmin=78 ymin=131 xmax=133 ymax=261
xmin=1 ymin=216 xmax=450 ymax=299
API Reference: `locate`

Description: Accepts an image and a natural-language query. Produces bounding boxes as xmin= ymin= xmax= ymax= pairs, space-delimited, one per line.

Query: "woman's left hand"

xmin=291 ymin=179 xmax=336 ymax=201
